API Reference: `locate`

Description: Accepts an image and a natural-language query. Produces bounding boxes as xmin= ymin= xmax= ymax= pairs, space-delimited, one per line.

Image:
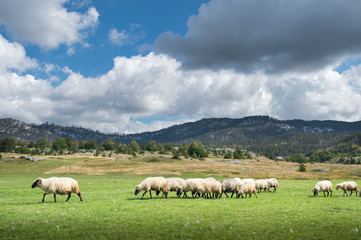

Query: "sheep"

xmin=265 ymin=178 xmax=278 ymax=192
xmin=198 ymin=178 xmax=222 ymax=199
xmin=236 ymin=179 xmax=257 ymax=198
xmin=134 ymin=177 xmax=168 ymax=199
xmin=165 ymin=177 xmax=186 ymax=197
xmin=336 ymin=181 xmax=358 ymax=197
xmin=220 ymin=178 xmax=242 ymax=198
xmin=176 ymin=178 xmax=204 ymax=198
xmin=255 ymin=179 xmax=270 ymax=192
xmin=312 ymin=180 xmax=332 ymax=197
xmin=31 ymin=177 xmax=82 ymax=202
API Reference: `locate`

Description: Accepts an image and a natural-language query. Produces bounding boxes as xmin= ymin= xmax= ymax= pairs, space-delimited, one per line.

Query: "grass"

xmin=1 ymin=153 xmax=361 ymax=239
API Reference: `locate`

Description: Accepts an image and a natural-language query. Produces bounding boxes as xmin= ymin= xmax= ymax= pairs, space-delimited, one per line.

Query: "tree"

xmin=52 ymin=137 xmax=67 ymax=152
xmin=224 ymin=151 xmax=233 ymax=159
xmin=233 ymin=147 xmax=245 ymax=159
xmin=188 ymin=142 xmax=207 ymax=158
xmin=128 ymin=140 xmax=140 ymax=155
xmin=0 ymin=138 xmax=17 ymax=152
xmin=146 ymin=141 xmax=158 ymax=152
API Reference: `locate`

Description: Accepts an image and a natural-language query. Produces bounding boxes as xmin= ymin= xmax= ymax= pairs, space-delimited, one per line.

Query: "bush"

xmin=298 ymin=163 xmax=307 ymax=172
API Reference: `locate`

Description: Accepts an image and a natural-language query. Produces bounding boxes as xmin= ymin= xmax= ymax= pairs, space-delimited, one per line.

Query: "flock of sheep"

xmin=134 ymin=177 xmax=278 ymax=199
xmin=30 ymin=177 xmax=361 ymax=202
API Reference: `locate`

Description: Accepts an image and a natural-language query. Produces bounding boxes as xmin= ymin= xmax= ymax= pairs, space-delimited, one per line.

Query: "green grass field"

xmin=1 ymin=155 xmax=361 ymax=239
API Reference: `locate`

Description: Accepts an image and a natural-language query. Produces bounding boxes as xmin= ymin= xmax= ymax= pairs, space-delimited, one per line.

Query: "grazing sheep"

xmin=255 ymin=179 xmax=270 ymax=192
xmin=220 ymin=178 xmax=242 ymax=198
xmin=176 ymin=178 xmax=204 ymax=198
xmin=31 ymin=177 xmax=82 ymax=202
xmin=236 ymin=179 xmax=257 ymax=198
xmin=166 ymin=178 xmax=186 ymax=197
xmin=135 ymin=177 xmax=168 ymax=199
xmin=198 ymin=178 xmax=222 ymax=199
xmin=336 ymin=181 xmax=358 ymax=197
xmin=265 ymin=178 xmax=278 ymax=192
xmin=312 ymin=180 xmax=332 ymax=197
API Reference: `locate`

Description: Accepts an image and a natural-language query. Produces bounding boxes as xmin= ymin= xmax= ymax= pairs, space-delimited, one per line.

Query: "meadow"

xmin=0 ymin=153 xmax=361 ymax=239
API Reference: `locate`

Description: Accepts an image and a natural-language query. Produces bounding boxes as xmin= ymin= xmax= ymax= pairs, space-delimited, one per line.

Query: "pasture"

xmin=0 ymin=153 xmax=361 ymax=239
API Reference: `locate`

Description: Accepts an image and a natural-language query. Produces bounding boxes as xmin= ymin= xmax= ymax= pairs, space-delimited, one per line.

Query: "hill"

xmin=1 ymin=116 xmax=361 ymax=156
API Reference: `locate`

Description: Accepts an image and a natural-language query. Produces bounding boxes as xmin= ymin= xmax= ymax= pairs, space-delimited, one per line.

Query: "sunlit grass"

xmin=0 ymin=155 xmax=361 ymax=239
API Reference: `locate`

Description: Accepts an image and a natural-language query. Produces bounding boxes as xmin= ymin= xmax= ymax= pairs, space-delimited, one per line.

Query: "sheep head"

xmin=32 ymin=178 xmax=42 ymax=188
xmin=134 ymin=185 xmax=141 ymax=195
xmin=312 ymin=187 xmax=318 ymax=196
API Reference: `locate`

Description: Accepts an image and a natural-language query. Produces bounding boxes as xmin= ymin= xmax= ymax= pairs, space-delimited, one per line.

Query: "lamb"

xmin=265 ymin=178 xmax=278 ymax=192
xmin=236 ymin=179 xmax=257 ymax=198
xmin=220 ymin=178 xmax=242 ymax=198
xmin=31 ymin=177 xmax=82 ymax=202
xmin=165 ymin=177 xmax=186 ymax=197
xmin=255 ymin=179 xmax=270 ymax=192
xmin=176 ymin=178 xmax=204 ymax=198
xmin=198 ymin=178 xmax=222 ymax=199
xmin=336 ymin=181 xmax=358 ymax=197
xmin=135 ymin=177 xmax=168 ymax=199
xmin=312 ymin=180 xmax=332 ymax=197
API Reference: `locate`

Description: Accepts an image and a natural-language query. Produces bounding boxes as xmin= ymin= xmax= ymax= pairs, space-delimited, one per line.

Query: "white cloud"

xmin=109 ymin=24 xmax=145 ymax=46
xmin=0 ymin=0 xmax=99 ymax=49
xmin=1 ymin=34 xmax=361 ymax=133
xmin=0 ymin=34 xmax=37 ymax=72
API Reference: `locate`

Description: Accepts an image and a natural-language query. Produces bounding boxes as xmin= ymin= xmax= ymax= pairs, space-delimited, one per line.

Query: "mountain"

xmin=1 ymin=116 xmax=361 ymax=156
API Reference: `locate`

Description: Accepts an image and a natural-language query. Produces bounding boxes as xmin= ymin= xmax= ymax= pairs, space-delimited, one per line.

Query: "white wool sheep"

xmin=255 ymin=179 xmax=270 ymax=192
xmin=312 ymin=180 xmax=332 ymax=197
xmin=166 ymin=178 xmax=186 ymax=196
xmin=265 ymin=178 xmax=278 ymax=192
xmin=198 ymin=178 xmax=222 ymax=199
xmin=220 ymin=178 xmax=242 ymax=198
xmin=135 ymin=177 xmax=168 ymax=199
xmin=31 ymin=177 xmax=82 ymax=202
xmin=236 ymin=179 xmax=257 ymax=198
xmin=336 ymin=181 xmax=358 ymax=197
xmin=176 ymin=178 xmax=204 ymax=198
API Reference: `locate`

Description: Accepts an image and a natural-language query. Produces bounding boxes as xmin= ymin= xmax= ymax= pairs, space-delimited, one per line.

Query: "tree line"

xmin=0 ymin=137 xmax=252 ymax=160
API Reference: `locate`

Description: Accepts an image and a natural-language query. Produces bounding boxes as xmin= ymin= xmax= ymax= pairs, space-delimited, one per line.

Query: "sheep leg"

xmin=77 ymin=193 xmax=83 ymax=201
xmin=149 ymin=190 xmax=152 ymax=199
xmin=350 ymin=191 xmax=353 ymax=197
xmin=42 ymin=193 xmax=47 ymax=203
xmin=323 ymin=192 xmax=326 ymax=197
xmin=66 ymin=193 xmax=71 ymax=202
xmin=53 ymin=194 xmax=57 ymax=202
xmin=141 ymin=191 xmax=148 ymax=199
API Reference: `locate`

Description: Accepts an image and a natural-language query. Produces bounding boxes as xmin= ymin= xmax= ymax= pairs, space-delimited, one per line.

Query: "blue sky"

xmin=1 ymin=0 xmax=361 ymax=134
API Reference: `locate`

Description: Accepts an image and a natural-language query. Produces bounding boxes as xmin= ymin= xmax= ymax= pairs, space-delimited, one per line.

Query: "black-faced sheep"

xmin=236 ymin=179 xmax=257 ymax=198
xmin=255 ymin=179 xmax=270 ymax=192
xmin=312 ymin=180 xmax=332 ymax=197
xmin=198 ymin=178 xmax=222 ymax=199
xmin=135 ymin=177 xmax=168 ymax=199
xmin=220 ymin=178 xmax=242 ymax=198
xmin=265 ymin=178 xmax=278 ymax=192
xmin=336 ymin=181 xmax=358 ymax=197
xmin=165 ymin=177 xmax=186 ymax=197
xmin=31 ymin=177 xmax=83 ymax=202
xmin=176 ymin=178 xmax=204 ymax=198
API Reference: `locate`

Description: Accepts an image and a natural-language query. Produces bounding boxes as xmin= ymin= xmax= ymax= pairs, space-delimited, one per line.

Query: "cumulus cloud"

xmin=155 ymin=0 xmax=361 ymax=73
xmin=0 ymin=0 xmax=99 ymax=49
xmin=1 ymin=34 xmax=361 ymax=133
